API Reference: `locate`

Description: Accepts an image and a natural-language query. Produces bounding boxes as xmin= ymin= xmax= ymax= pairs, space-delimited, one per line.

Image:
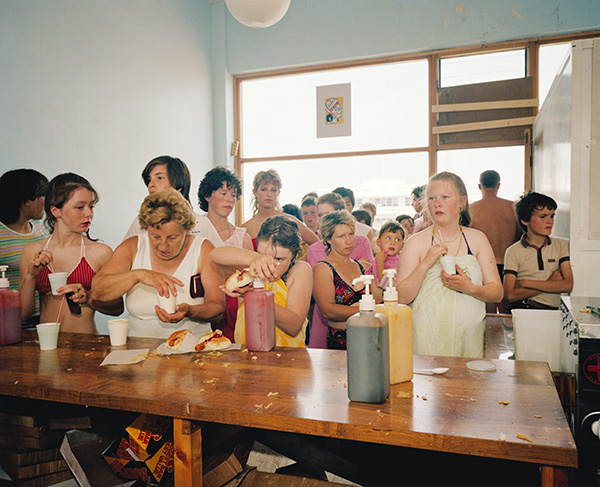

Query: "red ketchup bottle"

xmin=244 ymin=279 xmax=276 ymax=351
xmin=0 ymin=265 xmax=22 ymax=346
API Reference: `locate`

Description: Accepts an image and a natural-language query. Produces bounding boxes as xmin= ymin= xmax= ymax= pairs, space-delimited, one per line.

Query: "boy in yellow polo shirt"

xmin=503 ymin=192 xmax=573 ymax=310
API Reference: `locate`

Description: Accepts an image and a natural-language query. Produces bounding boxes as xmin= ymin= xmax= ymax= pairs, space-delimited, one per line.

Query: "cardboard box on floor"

xmin=102 ymin=414 xmax=173 ymax=486
xmin=63 ymin=420 xmax=252 ymax=487
xmin=61 ymin=430 xmax=136 ymax=487
xmin=199 ymin=423 xmax=252 ymax=487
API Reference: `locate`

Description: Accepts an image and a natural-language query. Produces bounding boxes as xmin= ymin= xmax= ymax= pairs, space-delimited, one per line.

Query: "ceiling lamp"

xmin=225 ymin=0 xmax=291 ymax=28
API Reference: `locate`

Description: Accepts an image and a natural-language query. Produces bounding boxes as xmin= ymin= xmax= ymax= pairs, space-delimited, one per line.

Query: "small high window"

xmin=440 ymin=50 xmax=526 ymax=88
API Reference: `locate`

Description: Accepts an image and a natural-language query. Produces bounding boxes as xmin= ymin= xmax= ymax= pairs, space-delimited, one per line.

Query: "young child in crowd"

xmin=503 ymin=192 xmax=573 ymax=310
xmin=300 ymin=196 xmax=319 ymax=234
xmin=352 ymin=209 xmax=372 ymax=228
xmin=396 ymin=214 xmax=415 ymax=238
xmin=374 ymin=220 xmax=404 ymax=287
xmin=359 ymin=202 xmax=377 ymax=225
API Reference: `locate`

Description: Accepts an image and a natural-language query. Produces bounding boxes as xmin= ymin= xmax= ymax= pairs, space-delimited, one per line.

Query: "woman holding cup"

xmin=91 ymin=189 xmax=225 ymax=339
xmin=19 ymin=173 xmax=123 ymax=334
xmin=395 ymin=172 xmax=502 ymax=358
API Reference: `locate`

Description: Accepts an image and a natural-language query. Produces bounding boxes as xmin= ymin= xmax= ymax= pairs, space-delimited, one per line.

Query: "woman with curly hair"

xmin=92 ymin=189 xmax=224 ymax=338
xmin=197 ymin=166 xmax=253 ymax=250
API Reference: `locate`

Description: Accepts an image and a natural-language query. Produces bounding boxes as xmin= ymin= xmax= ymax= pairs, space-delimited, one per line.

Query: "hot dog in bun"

xmin=166 ymin=329 xmax=191 ymax=349
xmin=225 ymin=269 xmax=253 ymax=293
xmin=195 ymin=329 xmax=232 ymax=352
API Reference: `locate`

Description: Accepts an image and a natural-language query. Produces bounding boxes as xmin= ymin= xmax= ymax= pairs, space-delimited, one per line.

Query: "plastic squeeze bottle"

xmin=346 ymin=275 xmax=390 ymax=404
xmin=244 ymin=279 xmax=276 ymax=351
xmin=0 ymin=265 xmax=22 ymax=346
xmin=375 ymin=268 xmax=413 ymax=384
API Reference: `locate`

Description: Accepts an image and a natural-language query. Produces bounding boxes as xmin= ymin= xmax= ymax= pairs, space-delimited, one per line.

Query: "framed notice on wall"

xmin=316 ymin=83 xmax=351 ymax=138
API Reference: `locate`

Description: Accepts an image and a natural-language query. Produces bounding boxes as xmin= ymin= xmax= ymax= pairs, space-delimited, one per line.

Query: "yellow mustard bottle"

xmin=375 ymin=269 xmax=413 ymax=384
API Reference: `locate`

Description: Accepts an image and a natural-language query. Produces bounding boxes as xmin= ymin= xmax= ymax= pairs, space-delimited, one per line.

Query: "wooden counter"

xmin=0 ymin=331 xmax=576 ymax=486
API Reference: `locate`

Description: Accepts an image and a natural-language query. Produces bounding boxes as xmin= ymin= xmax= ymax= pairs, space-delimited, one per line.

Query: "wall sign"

xmin=316 ymin=83 xmax=351 ymax=138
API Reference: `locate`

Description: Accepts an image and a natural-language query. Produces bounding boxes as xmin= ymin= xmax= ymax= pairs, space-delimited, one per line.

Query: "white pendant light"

xmin=225 ymin=0 xmax=291 ymax=28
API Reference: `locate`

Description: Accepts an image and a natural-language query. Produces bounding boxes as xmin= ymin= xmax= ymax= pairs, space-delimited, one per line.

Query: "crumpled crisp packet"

xmin=100 ymin=349 xmax=150 ymax=366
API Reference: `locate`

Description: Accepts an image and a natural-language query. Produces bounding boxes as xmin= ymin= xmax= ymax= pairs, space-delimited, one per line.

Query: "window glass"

xmin=437 ymin=146 xmax=525 ymax=203
xmin=539 ymin=43 xmax=571 ymax=107
xmin=241 ymin=60 xmax=429 ymax=158
xmin=440 ymin=50 xmax=526 ymax=88
xmin=241 ymin=153 xmax=429 ymax=229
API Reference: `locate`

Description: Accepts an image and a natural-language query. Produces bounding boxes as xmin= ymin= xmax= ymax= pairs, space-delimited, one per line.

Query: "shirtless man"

xmin=470 ymin=170 xmax=521 ymax=313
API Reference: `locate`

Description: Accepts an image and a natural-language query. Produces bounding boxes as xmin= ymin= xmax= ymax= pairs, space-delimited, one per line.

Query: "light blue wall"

xmin=0 ymin=1 xmax=216 ymax=332
xmin=1 ymin=0 xmax=215 ymax=251
xmin=220 ymin=0 xmax=600 ymax=73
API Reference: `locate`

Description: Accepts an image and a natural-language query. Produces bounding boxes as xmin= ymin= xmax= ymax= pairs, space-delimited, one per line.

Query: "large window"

xmin=235 ymin=36 xmax=589 ymax=227
xmin=238 ymin=59 xmax=429 ymax=225
xmin=241 ymin=61 xmax=428 ymax=158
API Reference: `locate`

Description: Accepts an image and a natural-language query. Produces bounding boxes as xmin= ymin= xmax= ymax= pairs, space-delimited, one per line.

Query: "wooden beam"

xmin=432 ymin=116 xmax=536 ymax=134
xmin=428 ymin=54 xmax=439 ymax=177
xmin=432 ymin=99 xmax=538 ymax=113
xmin=173 ymin=418 xmax=203 ymax=487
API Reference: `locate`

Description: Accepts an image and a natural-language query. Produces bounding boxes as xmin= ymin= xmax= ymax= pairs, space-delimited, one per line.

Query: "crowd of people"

xmin=0 ymin=160 xmax=572 ymax=359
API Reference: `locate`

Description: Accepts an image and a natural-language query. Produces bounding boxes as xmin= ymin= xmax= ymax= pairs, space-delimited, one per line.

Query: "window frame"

xmin=233 ymin=30 xmax=600 ymax=224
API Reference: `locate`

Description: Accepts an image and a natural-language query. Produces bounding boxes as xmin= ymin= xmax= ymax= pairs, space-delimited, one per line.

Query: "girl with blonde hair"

xmin=395 ymin=172 xmax=502 ymax=358
xmin=241 ymin=169 xmax=318 ymax=251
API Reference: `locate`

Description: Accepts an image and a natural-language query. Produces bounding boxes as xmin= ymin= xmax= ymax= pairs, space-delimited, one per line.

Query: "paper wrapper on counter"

xmin=102 ymin=413 xmax=174 ymax=486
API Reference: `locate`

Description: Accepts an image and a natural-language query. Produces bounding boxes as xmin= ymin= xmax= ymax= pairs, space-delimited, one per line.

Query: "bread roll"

xmin=225 ymin=269 xmax=253 ymax=293
xmin=166 ymin=329 xmax=190 ymax=349
xmin=195 ymin=329 xmax=232 ymax=351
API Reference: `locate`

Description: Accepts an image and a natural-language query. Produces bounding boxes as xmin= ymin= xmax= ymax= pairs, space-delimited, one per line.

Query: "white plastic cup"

xmin=107 ymin=319 xmax=129 ymax=346
xmin=48 ymin=272 xmax=68 ymax=295
xmin=157 ymin=293 xmax=176 ymax=314
xmin=36 ymin=323 xmax=60 ymax=350
xmin=439 ymin=255 xmax=456 ymax=274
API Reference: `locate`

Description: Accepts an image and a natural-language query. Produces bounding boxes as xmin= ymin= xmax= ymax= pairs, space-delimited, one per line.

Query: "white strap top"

xmin=125 ymin=234 xmax=210 ymax=338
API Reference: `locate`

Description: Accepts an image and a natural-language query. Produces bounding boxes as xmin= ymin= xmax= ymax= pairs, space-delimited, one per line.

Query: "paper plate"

xmin=466 ymin=360 xmax=496 ymax=372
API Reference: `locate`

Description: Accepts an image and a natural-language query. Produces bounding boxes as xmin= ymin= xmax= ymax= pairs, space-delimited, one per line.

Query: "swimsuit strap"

xmin=320 ymin=259 xmax=365 ymax=279
xmin=44 ymin=234 xmax=88 ymax=274
xmin=80 ymin=234 xmax=86 ymax=259
xmin=431 ymin=230 xmax=473 ymax=256
xmin=461 ymin=229 xmax=473 ymax=256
